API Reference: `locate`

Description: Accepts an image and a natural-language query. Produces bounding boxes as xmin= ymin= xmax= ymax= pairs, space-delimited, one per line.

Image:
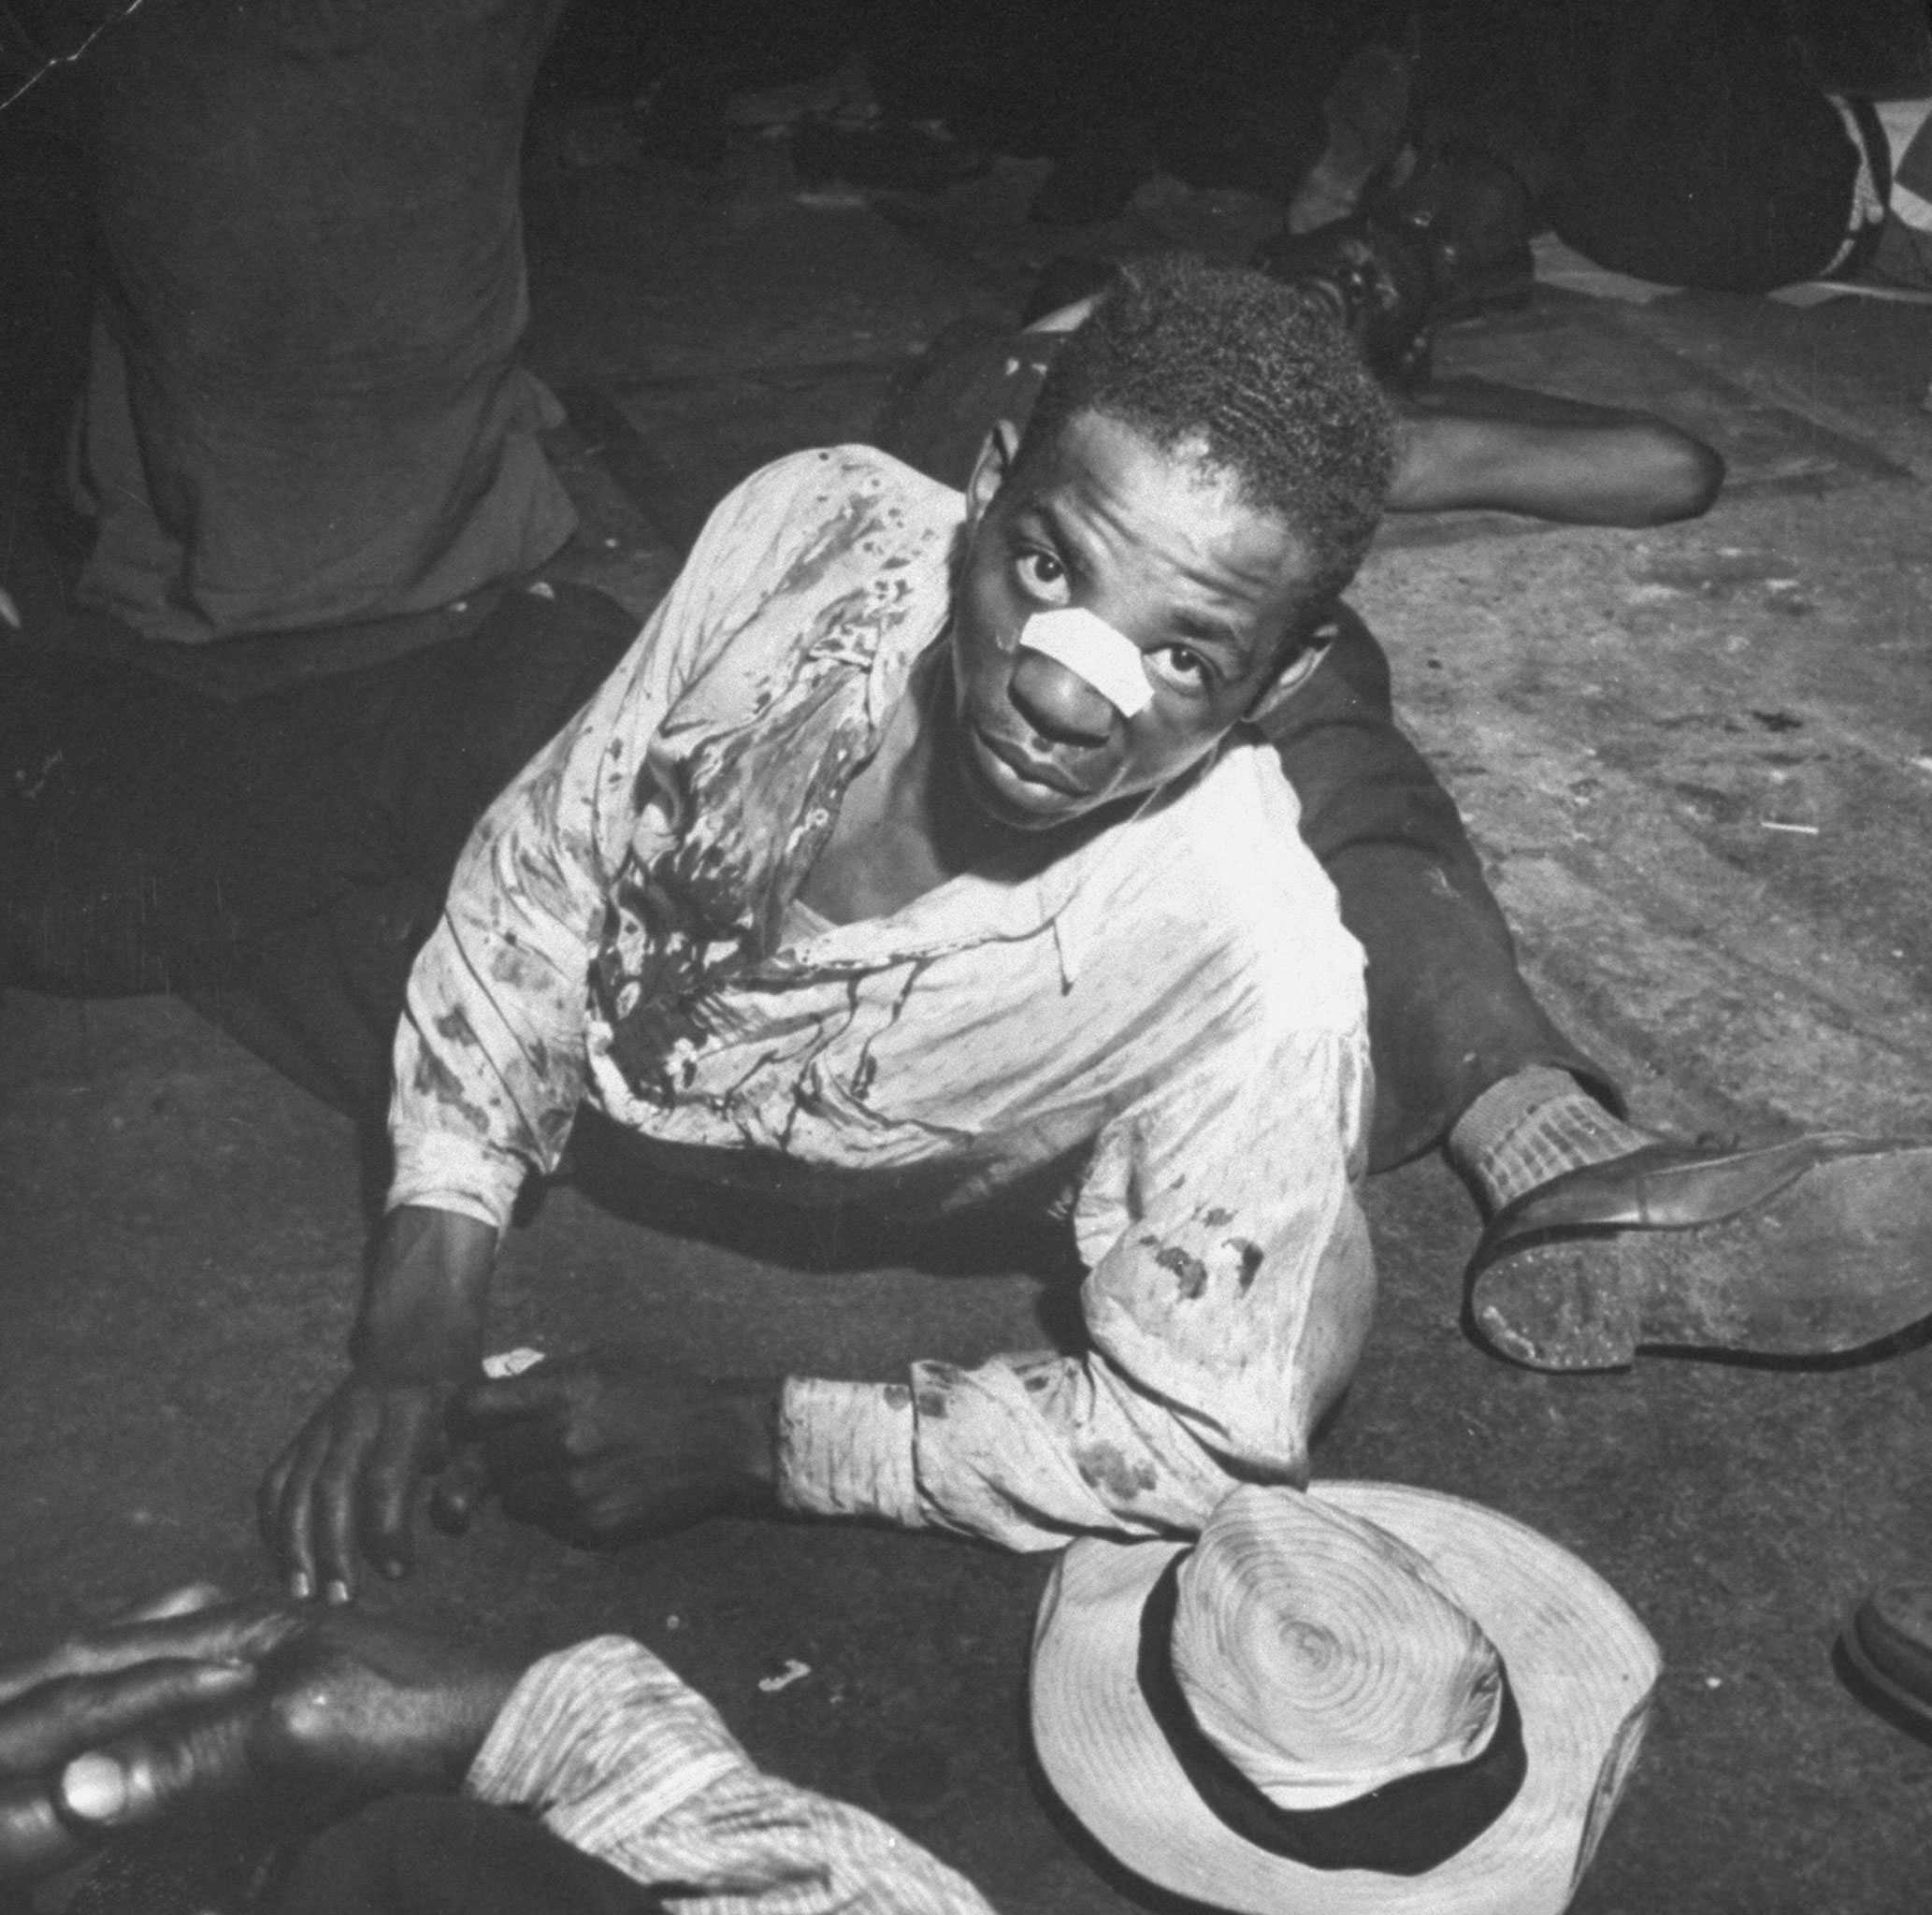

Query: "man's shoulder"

xmin=708 ymin=445 xmax=965 ymax=569
xmin=629 ymin=447 xmax=961 ymax=743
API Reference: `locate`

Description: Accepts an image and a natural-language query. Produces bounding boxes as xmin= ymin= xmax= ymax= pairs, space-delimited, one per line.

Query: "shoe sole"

xmin=1470 ymin=1141 xmax=1932 ymax=1371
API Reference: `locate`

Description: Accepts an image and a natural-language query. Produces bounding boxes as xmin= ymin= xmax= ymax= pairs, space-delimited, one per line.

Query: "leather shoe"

xmin=1466 ymin=1134 xmax=1932 ymax=1370
xmin=1255 ymin=143 xmax=1536 ymax=386
xmin=1842 ymin=1584 xmax=1932 ymax=1734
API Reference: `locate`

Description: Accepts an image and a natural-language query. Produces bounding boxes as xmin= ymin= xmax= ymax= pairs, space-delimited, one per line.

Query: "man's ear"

xmin=1247 ymin=617 xmax=1340 ymax=727
xmin=965 ymin=419 xmax=1021 ymax=526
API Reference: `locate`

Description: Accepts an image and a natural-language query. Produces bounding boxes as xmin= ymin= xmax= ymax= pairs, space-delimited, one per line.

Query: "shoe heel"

xmin=1468 ymin=1235 xmax=1640 ymax=1372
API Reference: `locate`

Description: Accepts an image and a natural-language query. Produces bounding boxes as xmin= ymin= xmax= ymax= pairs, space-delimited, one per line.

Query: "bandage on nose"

xmin=1017 ymin=608 xmax=1152 ymax=717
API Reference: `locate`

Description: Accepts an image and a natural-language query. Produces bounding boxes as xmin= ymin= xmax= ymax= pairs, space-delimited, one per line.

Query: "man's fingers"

xmin=0 ymin=1661 xmax=254 ymax=1778
xmin=355 ymin=1395 xmax=444 ymax=1584
xmin=266 ymin=1380 xmax=472 ymax=1601
xmin=0 ymin=1606 xmax=284 ymax=1713
xmin=60 ymin=1707 xmax=253 ymax=1833
xmin=0 ymin=1777 xmax=91 ymax=1881
xmin=427 ymin=1449 xmax=490 ymax=1535
xmin=118 ymin=1583 xmax=227 ymax=1626
xmin=313 ymin=1415 xmax=370 ymax=1604
xmin=257 ymin=1449 xmax=295 ymax=1573
xmin=264 ymin=1420 xmax=332 ymax=1601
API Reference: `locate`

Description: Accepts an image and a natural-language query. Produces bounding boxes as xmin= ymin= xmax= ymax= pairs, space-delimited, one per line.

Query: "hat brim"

xmin=1031 ymin=1482 xmax=1660 ymax=1915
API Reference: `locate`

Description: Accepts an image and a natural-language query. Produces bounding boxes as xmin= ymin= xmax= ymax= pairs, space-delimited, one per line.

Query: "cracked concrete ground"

xmin=6 ymin=70 xmax=1932 ymax=1915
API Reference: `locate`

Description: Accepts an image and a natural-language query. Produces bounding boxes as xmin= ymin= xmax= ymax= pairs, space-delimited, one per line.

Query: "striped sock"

xmin=1821 ymin=94 xmax=1893 ymax=279
xmin=1872 ymin=95 xmax=1932 ymax=288
xmin=1448 ymin=1067 xmax=1655 ymax=1217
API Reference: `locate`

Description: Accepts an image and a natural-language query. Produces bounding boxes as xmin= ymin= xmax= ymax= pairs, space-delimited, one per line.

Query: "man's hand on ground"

xmin=258 ymin=1376 xmax=464 ymax=1605
xmin=0 ymin=1590 xmax=525 ymax=1884
xmin=437 ymin=1351 xmax=780 ymax=1547
xmin=257 ymin=1205 xmax=499 ymax=1603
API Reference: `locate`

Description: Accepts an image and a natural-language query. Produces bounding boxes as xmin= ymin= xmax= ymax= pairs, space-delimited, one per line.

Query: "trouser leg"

xmin=1256 ymin=605 xmax=1620 ymax=1172
xmin=272 ymin=1795 xmax=665 ymax=1915
xmin=1414 ymin=0 xmax=1869 ymax=293
xmin=1 ymin=583 xmax=637 ymax=1128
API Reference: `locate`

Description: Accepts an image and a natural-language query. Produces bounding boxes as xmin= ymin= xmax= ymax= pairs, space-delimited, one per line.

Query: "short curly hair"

xmin=1018 ymin=253 xmax=1394 ymax=620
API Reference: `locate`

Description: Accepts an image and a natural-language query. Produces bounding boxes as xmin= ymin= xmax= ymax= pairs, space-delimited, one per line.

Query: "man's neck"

xmin=796 ymin=644 xmax=1060 ymax=927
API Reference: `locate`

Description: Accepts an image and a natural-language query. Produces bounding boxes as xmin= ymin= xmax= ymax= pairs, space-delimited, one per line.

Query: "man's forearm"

xmin=777 ymin=1356 xmax=1254 ymax=1548
xmin=351 ymin=1205 xmax=500 ymax=1379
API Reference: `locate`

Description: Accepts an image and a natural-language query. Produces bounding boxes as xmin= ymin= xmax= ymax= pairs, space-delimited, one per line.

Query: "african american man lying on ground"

xmin=261 ymin=257 xmax=1393 ymax=1596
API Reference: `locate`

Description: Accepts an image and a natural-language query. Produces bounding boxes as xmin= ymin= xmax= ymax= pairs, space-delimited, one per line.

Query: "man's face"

xmin=949 ymin=409 xmax=1324 ymax=832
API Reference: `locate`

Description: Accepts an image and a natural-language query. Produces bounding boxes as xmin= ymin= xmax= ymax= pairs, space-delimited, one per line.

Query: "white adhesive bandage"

xmin=1017 ymin=607 xmax=1152 ymax=717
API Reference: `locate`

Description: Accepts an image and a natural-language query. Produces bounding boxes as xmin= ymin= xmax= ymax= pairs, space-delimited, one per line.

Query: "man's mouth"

xmin=971 ymin=726 xmax=1087 ymax=801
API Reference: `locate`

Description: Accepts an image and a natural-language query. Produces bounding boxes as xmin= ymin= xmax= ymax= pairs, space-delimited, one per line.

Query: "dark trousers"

xmin=1259 ymin=601 xmax=1613 ymax=1165
xmin=1413 ymin=0 xmax=1888 ymax=293
xmin=273 ymin=1796 xmax=663 ymax=1915
xmin=1 ymin=582 xmax=636 ymax=1123
xmin=0 ymin=562 xmax=1606 ymax=1176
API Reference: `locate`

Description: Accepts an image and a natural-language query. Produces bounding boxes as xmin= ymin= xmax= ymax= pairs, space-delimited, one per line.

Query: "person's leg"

xmin=1251 ymin=605 xmax=1621 ymax=1171
xmin=272 ymin=1795 xmax=665 ymax=1915
xmin=1 ymin=583 xmax=638 ymax=1133
xmin=1538 ymin=0 xmax=1881 ymax=293
xmin=1259 ymin=612 xmax=1932 ymax=1370
xmin=1406 ymin=0 xmax=1886 ymax=296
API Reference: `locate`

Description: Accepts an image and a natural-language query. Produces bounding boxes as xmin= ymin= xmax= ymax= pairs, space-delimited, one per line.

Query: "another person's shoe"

xmin=1285 ymin=38 xmax=1413 ymax=235
xmin=1250 ymin=209 xmax=1441 ymax=384
xmin=1466 ymin=1134 xmax=1932 ymax=1370
xmin=1255 ymin=143 xmax=1536 ymax=385
xmin=1842 ymin=1584 xmax=1932 ymax=1735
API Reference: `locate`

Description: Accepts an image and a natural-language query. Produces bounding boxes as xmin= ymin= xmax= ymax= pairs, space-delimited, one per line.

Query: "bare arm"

xmin=1389 ymin=379 xmax=1726 ymax=526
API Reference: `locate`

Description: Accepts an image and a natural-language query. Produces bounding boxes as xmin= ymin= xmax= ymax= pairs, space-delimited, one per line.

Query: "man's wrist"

xmin=351 ymin=1205 xmax=498 ymax=1380
xmin=419 ymin=1656 xmax=531 ymax=1786
xmin=349 ymin=1310 xmax=485 ymax=1383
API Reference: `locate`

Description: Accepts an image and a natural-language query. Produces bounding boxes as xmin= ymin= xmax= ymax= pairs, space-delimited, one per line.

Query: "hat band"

xmin=1137 ymin=1558 xmax=1527 ymax=1877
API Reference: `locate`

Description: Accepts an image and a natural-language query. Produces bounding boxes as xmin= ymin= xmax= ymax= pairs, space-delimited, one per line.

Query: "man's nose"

xmin=1010 ymin=649 xmax=1116 ymax=745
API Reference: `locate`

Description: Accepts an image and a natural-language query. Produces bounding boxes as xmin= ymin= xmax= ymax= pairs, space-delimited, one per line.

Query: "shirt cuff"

xmin=386 ymin=1125 xmax=526 ymax=1231
xmin=777 ymin=1376 xmax=921 ymax=1527
xmin=467 ymin=1637 xmax=743 ymax=1825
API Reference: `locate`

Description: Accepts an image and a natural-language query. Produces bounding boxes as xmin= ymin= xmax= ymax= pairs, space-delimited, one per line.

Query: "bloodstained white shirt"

xmin=390 ymin=446 xmax=1374 ymax=1550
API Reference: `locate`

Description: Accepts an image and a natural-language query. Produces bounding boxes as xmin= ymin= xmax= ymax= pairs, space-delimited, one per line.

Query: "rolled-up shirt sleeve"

xmin=386 ymin=463 xmax=816 ymax=1229
xmin=468 ymin=1636 xmax=997 ymax=1915
xmin=778 ymin=1010 xmax=1376 ymax=1549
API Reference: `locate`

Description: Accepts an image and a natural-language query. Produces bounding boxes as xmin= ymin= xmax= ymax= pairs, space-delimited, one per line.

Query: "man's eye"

xmin=1144 ymin=645 xmax=1211 ymax=694
xmin=1015 ymin=549 xmax=1069 ymax=599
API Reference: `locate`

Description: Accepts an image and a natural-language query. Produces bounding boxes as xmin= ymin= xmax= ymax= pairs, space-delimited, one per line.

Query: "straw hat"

xmin=1031 ymin=1482 xmax=1660 ymax=1915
